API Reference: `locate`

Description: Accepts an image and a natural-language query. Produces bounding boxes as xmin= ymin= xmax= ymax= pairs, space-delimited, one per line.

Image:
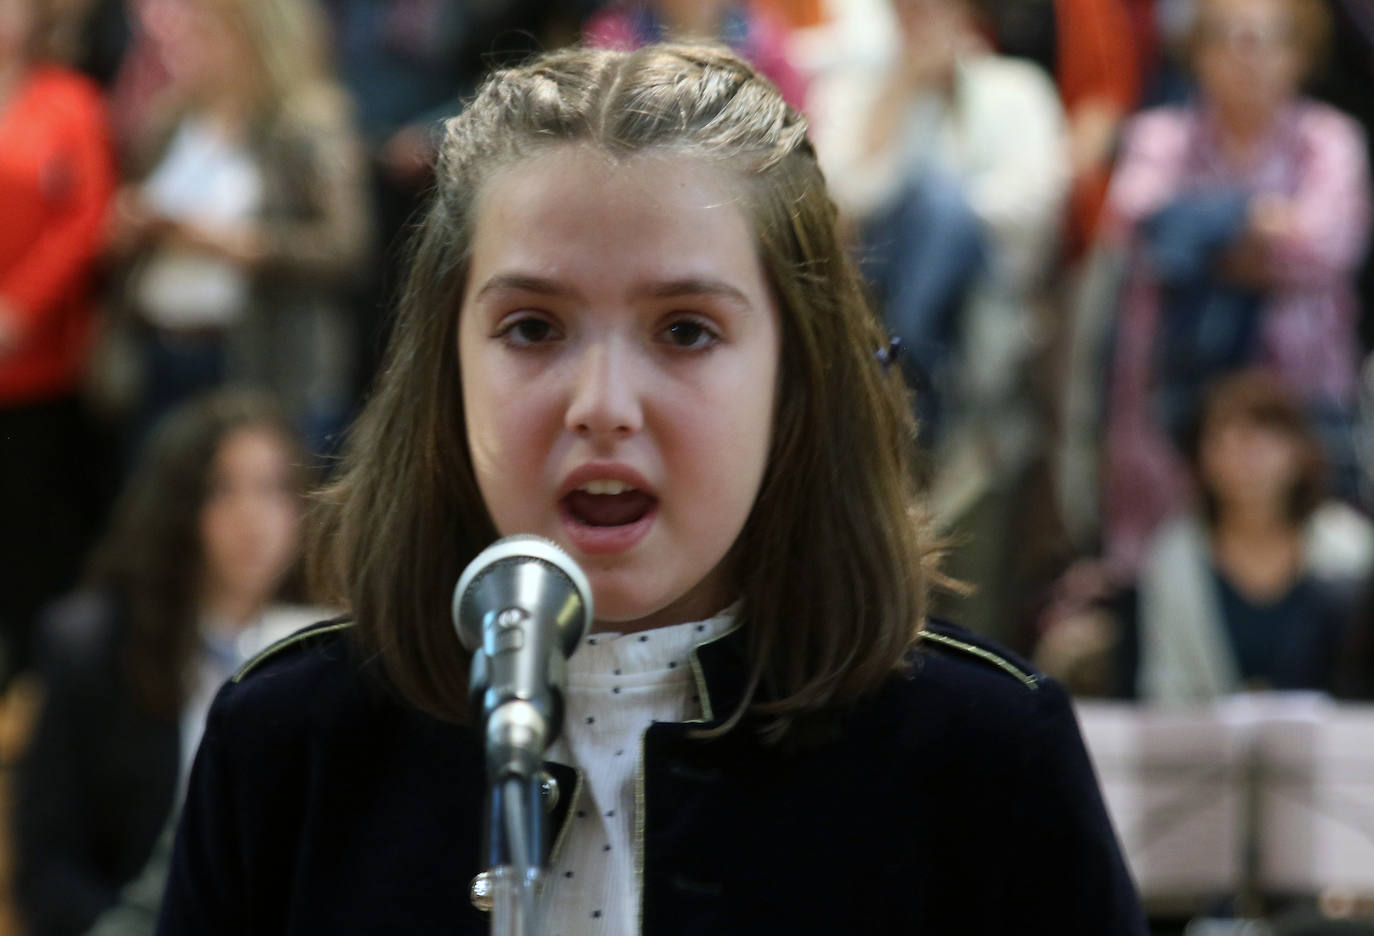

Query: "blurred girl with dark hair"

xmin=15 ymin=388 xmax=320 ymax=936
xmin=1139 ymin=371 xmax=1374 ymax=702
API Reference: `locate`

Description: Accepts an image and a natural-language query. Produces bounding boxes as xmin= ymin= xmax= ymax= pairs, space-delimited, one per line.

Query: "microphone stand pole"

xmin=486 ymin=774 xmax=545 ymax=936
xmin=483 ymin=699 xmax=554 ymax=936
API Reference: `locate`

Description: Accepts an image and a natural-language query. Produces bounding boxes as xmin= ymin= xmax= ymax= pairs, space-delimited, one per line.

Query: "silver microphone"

xmin=452 ymin=535 xmax=593 ymax=783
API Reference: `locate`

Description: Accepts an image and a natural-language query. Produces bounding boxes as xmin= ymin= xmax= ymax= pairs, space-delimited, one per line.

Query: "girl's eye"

xmin=662 ymin=319 xmax=719 ymax=351
xmin=496 ymin=315 xmax=559 ymax=347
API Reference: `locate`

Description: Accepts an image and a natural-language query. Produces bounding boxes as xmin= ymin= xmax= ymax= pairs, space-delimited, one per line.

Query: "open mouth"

xmin=561 ymin=481 xmax=657 ymax=528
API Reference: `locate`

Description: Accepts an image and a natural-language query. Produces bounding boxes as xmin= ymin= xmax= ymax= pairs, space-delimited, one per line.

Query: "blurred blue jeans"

xmin=859 ymin=172 xmax=986 ymax=443
xmin=1142 ymin=189 xmax=1263 ymax=442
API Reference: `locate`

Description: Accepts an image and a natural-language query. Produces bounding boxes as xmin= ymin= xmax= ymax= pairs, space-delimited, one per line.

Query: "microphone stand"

xmin=482 ymin=697 xmax=555 ymax=936
xmin=453 ymin=536 xmax=594 ymax=936
xmin=486 ymin=774 xmax=546 ymax=936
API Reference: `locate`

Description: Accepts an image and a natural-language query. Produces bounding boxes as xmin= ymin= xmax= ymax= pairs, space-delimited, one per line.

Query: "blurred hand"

xmin=863 ymin=20 xmax=982 ymax=159
xmin=1216 ymin=195 xmax=1295 ymax=290
xmin=1068 ymin=100 xmax=1124 ymax=182
xmin=106 ymin=188 xmax=171 ymax=256
xmin=167 ymin=220 xmax=265 ymax=267
xmin=1248 ymin=193 xmax=1297 ymax=242
xmin=1033 ymin=608 xmax=1120 ymax=697
xmin=379 ymin=123 xmax=435 ymax=189
xmin=0 ymin=299 xmax=20 ymax=360
xmin=892 ymin=0 xmax=983 ymax=91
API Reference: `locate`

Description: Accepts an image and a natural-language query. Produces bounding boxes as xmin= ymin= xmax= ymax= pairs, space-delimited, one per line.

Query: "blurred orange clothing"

xmin=0 ymin=66 xmax=116 ymax=405
xmin=1056 ymin=0 xmax=1140 ymax=114
xmin=1055 ymin=0 xmax=1143 ymax=253
xmin=753 ymin=0 xmax=825 ymax=28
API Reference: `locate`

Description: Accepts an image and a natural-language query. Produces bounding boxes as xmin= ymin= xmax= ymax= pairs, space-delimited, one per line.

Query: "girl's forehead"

xmin=480 ymin=144 xmax=748 ymax=219
xmin=466 ymin=145 xmax=763 ymax=286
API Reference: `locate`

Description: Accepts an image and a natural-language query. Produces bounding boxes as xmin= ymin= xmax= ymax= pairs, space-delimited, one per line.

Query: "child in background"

xmin=1139 ymin=372 xmax=1373 ymax=702
xmin=16 ymin=389 xmax=318 ymax=936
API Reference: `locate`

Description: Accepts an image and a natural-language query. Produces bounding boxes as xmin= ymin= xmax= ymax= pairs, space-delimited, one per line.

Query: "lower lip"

xmin=558 ymin=501 xmax=657 ymax=555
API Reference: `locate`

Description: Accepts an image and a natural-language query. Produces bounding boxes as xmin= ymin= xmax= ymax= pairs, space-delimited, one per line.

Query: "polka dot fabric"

xmin=540 ymin=607 xmax=737 ymax=935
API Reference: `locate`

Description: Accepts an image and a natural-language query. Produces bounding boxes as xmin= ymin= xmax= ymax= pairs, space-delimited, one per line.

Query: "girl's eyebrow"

xmin=474 ymin=272 xmax=581 ymax=301
xmin=633 ymin=277 xmax=753 ymax=311
xmin=474 ymin=273 xmax=753 ymax=311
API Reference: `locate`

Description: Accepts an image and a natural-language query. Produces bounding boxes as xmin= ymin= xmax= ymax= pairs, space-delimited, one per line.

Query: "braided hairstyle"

xmin=311 ymin=44 xmax=934 ymax=742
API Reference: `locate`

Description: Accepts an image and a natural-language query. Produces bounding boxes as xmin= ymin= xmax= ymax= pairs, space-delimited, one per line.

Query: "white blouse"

xmin=136 ymin=117 xmax=264 ymax=330
xmin=539 ymin=607 xmax=738 ymax=935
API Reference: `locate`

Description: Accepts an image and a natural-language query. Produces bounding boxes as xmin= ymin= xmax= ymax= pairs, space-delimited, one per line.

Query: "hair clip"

xmin=875 ymin=336 xmax=902 ymax=373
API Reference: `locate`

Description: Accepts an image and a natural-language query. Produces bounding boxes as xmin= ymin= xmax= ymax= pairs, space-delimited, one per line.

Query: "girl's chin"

xmin=587 ymin=583 xmax=733 ymax=636
xmin=587 ymin=602 xmax=668 ymax=635
xmin=586 ymin=588 xmax=691 ymax=635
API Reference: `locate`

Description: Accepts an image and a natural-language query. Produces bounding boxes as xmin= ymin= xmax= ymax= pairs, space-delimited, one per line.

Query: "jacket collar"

xmin=686 ymin=618 xmax=751 ymax=728
xmin=542 ymin=617 xmax=752 ymax=863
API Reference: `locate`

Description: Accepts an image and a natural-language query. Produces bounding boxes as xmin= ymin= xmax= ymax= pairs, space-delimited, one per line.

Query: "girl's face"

xmin=459 ymin=146 xmax=781 ymax=632
xmin=199 ymin=426 xmax=301 ymax=614
xmin=1199 ymin=415 xmax=1302 ymax=516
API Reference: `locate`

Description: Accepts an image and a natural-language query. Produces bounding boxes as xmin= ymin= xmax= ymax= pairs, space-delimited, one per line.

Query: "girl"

xmin=16 ymin=389 xmax=316 ymax=936
xmin=1139 ymin=371 xmax=1372 ymax=701
xmin=158 ymin=44 xmax=1144 ymax=935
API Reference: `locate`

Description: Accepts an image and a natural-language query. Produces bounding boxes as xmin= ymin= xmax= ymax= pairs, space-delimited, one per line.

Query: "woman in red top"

xmin=0 ymin=0 xmax=117 ymax=685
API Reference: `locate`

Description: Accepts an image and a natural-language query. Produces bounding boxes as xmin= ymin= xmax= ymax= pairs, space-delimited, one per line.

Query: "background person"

xmin=105 ymin=0 xmax=369 ymax=456
xmin=1138 ymin=371 xmax=1373 ymax=702
xmin=811 ymin=0 xmax=1069 ymax=644
xmin=14 ymin=389 xmax=317 ymax=936
xmin=1100 ymin=0 xmax=1371 ymax=579
xmin=0 ymin=0 xmax=117 ymax=687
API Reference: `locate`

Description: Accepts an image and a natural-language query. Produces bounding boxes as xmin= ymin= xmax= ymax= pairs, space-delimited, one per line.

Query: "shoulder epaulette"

xmin=916 ymin=628 xmax=1041 ymax=691
xmin=233 ymin=618 xmax=355 ymax=684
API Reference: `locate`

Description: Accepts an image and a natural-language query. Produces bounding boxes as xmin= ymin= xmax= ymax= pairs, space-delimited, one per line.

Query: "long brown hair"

xmin=88 ymin=388 xmax=310 ymax=719
xmin=310 ymin=43 xmax=935 ymax=742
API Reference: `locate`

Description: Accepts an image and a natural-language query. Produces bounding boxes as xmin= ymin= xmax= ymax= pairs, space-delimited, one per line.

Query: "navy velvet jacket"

xmin=157 ymin=618 xmax=1147 ymax=935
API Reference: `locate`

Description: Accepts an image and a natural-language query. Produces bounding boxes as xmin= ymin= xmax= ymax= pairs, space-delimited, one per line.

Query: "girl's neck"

xmin=200 ymin=589 xmax=268 ymax=634
xmin=1211 ymin=503 xmax=1303 ymax=601
xmin=1217 ymin=492 xmax=1293 ymax=535
xmin=590 ymin=595 xmax=736 ymax=637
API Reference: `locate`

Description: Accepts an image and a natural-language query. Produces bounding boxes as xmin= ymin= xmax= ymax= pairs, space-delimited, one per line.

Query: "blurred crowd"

xmin=3 ymin=0 xmax=1374 ymax=934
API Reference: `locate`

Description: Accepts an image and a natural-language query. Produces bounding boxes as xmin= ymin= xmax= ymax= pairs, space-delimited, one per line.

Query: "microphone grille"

xmin=452 ymin=535 xmax=593 ymax=654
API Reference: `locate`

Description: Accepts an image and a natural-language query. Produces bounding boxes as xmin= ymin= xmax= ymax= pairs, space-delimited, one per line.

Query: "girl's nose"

xmin=565 ymin=338 xmax=643 ymax=441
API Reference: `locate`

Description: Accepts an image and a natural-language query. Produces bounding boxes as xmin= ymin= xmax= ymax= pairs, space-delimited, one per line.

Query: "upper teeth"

xmin=579 ymin=480 xmax=635 ymax=495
